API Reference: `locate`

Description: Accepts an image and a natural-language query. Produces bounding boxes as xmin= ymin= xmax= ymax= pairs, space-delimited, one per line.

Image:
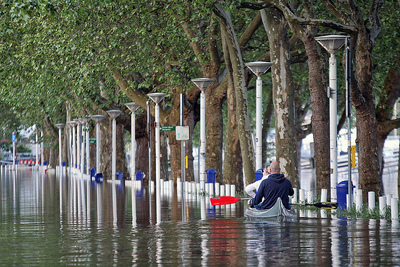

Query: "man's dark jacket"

xmin=253 ymin=173 xmax=294 ymax=209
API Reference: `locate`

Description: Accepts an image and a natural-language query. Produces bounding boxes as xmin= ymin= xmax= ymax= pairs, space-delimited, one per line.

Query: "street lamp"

xmin=245 ymin=61 xmax=274 ymax=170
xmin=55 ymin=123 xmax=64 ymax=177
xmin=191 ymin=78 xmax=214 ymax=191
xmin=91 ymin=115 xmax=106 ymax=173
xmin=106 ymin=110 xmax=122 ymax=181
xmin=125 ymin=102 xmax=140 ymax=180
xmin=147 ymin=92 xmax=166 ymax=224
xmin=316 ymin=35 xmax=348 ymax=202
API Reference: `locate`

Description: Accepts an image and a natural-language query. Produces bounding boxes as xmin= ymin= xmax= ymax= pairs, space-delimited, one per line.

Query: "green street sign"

xmin=89 ymin=137 xmax=96 ymax=144
xmin=160 ymin=126 xmax=176 ymax=131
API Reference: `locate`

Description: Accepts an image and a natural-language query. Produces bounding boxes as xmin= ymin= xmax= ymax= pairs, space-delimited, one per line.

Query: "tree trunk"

xmin=215 ymin=4 xmax=256 ymax=185
xmin=222 ymin=28 xmax=243 ymax=187
xmin=303 ymin=36 xmax=331 ymax=196
xmin=352 ymin=30 xmax=381 ymax=201
xmin=261 ymin=8 xmax=298 ymax=187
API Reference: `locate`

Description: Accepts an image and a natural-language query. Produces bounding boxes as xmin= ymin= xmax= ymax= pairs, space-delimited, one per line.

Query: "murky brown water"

xmin=1 ymin=167 xmax=400 ymax=266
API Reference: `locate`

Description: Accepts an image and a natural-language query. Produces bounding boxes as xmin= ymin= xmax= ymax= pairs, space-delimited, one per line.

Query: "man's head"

xmin=270 ymin=161 xmax=280 ymax=174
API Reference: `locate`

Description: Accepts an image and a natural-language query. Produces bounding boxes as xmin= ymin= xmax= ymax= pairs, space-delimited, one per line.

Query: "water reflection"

xmin=2 ymin=167 xmax=400 ymax=265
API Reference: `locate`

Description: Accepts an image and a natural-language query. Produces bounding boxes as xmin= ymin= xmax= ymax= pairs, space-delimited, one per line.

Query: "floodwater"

xmin=1 ymin=167 xmax=400 ymax=266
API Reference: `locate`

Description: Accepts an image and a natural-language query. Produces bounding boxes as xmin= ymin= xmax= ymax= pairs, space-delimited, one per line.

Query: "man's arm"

xmin=253 ymin=180 xmax=266 ymax=205
xmin=245 ymin=182 xmax=257 ymax=198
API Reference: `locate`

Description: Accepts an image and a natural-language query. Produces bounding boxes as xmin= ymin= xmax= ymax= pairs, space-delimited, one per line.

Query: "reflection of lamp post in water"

xmin=125 ymin=102 xmax=140 ymax=180
xmin=91 ymin=115 xmax=106 ymax=173
xmin=106 ymin=110 xmax=122 ymax=181
xmin=245 ymin=61 xmax=274 ymax=170
xmin=55 ymin=123 xmax=64 ymax=177
xmin=147 ymin=93 xmax=166 ymax=225
xmin=191 ymin=78 xmax=214 ymax=191
xmin=315 ymin=35 xmax=348 ymax=202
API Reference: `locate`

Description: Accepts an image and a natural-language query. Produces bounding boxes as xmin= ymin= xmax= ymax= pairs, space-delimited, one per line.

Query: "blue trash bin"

xmin=255 ymin=168 xmax=263 ymax=181
xmin=337 ymin=181 xmax=355 ymax=210
xmin=90 ymin=168 xmax=96 ymax=179
xmin=116 ymin=172 xmax=123 ymax=181
xmin=62 ymin=161 xmax=66 ymax=167
xmin=44 ymin=161 xmax=47 ymax=166
xmin=95 ymin=173 xmax=104 ymax=183
xmin=136 ymin=171 xmax=144 ymax=181
xmin=206 ymin=169 xmax=217 ymax=184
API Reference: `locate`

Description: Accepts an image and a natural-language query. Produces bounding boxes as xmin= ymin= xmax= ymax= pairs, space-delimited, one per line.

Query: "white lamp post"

xmin=245 ymin=61 xmax=274 ymax=170
xmin=125 ymin=102 xmax=140 ymax=180
xmin=35 ymin=127 xmax=39 ymax=167
xmin=40 ymin=130 xmax=44 ymax=168
xmin=91 ymin=115 xmax=106 ymax=173
xmin=316 ymin=35 xmax=348 ymax=202
xmin=147 ymin=92 xmax=166 ymax=224
xmin=84 ymin=117 xmax=91 ymax=174
xmin=191 ymin=78 xmax=214 ymax=191
xmin=55 ymin=123 xmax=64 ymax=177
xmin=74 ymin=119 xmax=81 ymax=170
xmin=79 ymin=118 xmax=89 ymax=174
xmin=106 ymin=110 xmax=122 ymax=181
xmin=67 ymin=121 xmax=75 ymax=170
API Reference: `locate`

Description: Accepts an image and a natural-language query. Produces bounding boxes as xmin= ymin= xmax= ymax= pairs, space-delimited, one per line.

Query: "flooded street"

xmin=1 ymin=167 xmax=400 ymax=266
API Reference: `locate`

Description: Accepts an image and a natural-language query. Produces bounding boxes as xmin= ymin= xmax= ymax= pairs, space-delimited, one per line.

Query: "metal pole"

xmin=346 ymin=38 xmax=353 ymax=209
xmin=106 ymin=110 xmax=122 ymax=181
xmin=76 ymin=121 xmax=81 ymax=171
xmin=180 ymin=93 xmax=186 ymax=221
xmin=147 ymin=101 xmax=152 ymax=223
xmin=72 ymin=123 xmax=76 ymax=169
xmin=12 ymin=132 xmax=15 ymax=168
xmin=200 ymin=89 xmax=206 ymax=191
xmin=112 ymin=117 xmax=117 ymax=180
xmin=329 ymin=53 xmax=338 ymax=202
xmin=41 ymin=130 xmax=44 ymax=168
xmin=35 ymin=128 xmax=39 ymax=167
xmin=81 ymin=122 xmax=85 ymax=174
xmin=96 ymin=121 xmax=101 ymax=172
xmin=155 ymin=101 xmax=161 ymax=224
xmin=86 ymin=122 xmax=90 ymax=174
xmin=256 ymin=76 xmax=263 ymax=170
xmin=132 ymin=111 xmax=136 ymax=180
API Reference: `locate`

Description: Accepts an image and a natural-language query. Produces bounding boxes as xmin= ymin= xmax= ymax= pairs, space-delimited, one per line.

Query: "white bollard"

xmin=177 ymin=177 xmax=181 ymax=191
xmin=307 ymin=191 xmax=314 ymax=203
xmin=220 ymin=184 xmax=225 ymax=196
xmin=225 ymin=184 xmax=230 ymax=196
xmin=356 ymin=189 xmax=363 ymax=212
xmin=292 ymin=188 xmax=298 ymax=203
xmin=391 ymin=198 xmax=398 ymax=220
xmin=386 ymin=194 xmax=392 ymax=206
xmin=321 ymin=189 xmax=328 ymax=203
xmin=368 ymin=191 xmax=375 ymax=212
xmin=379 ymin=196 xmax=386 ymax=216
xmin=209 ymin=183 xmax=214 ymax=196
xmin=215 ymin=183 xmax=220 ymax=196
xmin=192 ymin=182 xmax=196 ymax=195
xmin=230 ymin=185 xmax=235 ymax=197
xmin=299 ymin=189 xmax=305 ymax=203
